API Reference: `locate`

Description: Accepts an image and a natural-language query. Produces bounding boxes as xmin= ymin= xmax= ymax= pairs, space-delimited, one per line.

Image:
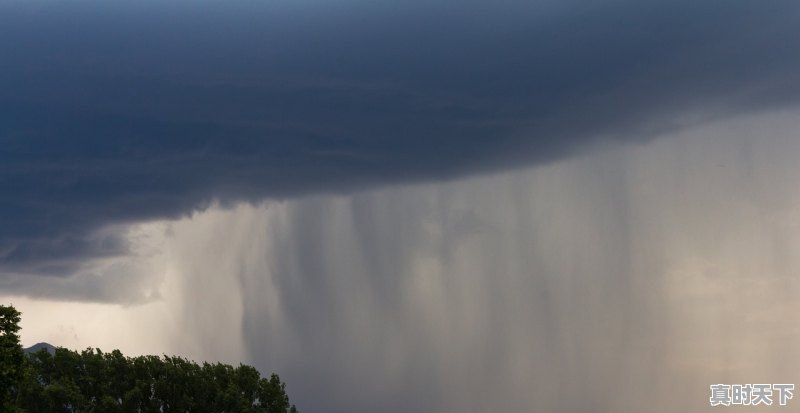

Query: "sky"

xmin=2 ymin=1 xmax=800 ymax=412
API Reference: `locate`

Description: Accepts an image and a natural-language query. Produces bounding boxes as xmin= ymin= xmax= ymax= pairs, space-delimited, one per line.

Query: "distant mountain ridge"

xmin=24 ymin=342 xmax=56 ymax=354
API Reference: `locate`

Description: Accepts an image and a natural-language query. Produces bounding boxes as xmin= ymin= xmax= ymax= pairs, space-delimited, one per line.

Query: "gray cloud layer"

xmin=2 ymin=0 xmax=800 ymax=290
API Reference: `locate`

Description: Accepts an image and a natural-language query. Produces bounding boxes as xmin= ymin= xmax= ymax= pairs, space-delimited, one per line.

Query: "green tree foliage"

xmin=1 ymin=305 xmax=24 ymax=409
xmin=0 ymin=305 xmax=299 ymax=413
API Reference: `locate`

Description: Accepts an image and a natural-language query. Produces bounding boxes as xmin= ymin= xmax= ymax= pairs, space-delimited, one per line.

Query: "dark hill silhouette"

xmin=23 ymin=342 xmax=56 ymax=355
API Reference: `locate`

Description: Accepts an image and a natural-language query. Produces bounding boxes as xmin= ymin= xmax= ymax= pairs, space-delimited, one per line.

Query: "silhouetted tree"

xmin=1 ymin=304 xmax=24 ymax=409
xmin=0 ymin=304 xmax=299 ymax=413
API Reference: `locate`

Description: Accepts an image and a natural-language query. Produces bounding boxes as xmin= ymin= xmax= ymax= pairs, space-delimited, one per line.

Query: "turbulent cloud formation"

xmin=2 ymin=0 xmax=800 ymax=289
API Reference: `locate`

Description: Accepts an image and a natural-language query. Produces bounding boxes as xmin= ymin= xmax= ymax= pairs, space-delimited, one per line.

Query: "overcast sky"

xmin=2 ymin=1 xmax=800 ymax=412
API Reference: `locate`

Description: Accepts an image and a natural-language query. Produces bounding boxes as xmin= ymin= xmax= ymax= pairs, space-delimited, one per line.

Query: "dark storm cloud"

xmin=1 ymin=0 xmax=800 ymax=284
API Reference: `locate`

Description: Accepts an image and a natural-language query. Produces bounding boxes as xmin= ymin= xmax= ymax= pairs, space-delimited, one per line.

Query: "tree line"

xmin=1 ymin=304 xmax=299 ymax=413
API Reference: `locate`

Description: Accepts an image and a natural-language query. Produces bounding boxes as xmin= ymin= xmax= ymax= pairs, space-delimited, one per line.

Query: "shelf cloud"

xmin=2 ymin=0 xmax=800 ymax=285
